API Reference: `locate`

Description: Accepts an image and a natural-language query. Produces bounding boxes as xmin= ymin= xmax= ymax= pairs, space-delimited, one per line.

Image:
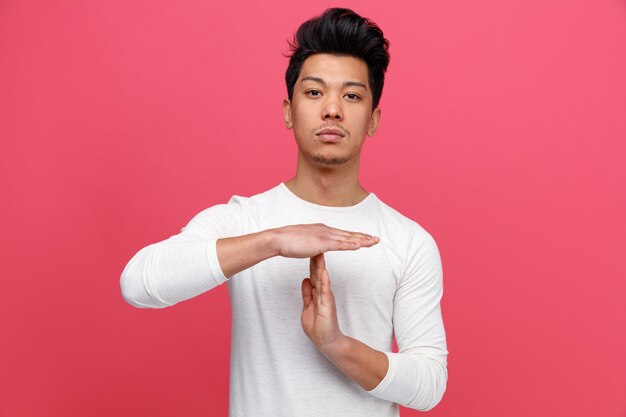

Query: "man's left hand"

xmin=300 ymin=253 xmax=345 ymax=354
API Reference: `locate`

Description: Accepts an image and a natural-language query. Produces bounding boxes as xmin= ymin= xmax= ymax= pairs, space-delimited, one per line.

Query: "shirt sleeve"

xmin=366 ymin=230 xmax=448 ymax=411
xmin=120 ymin=196 xmax=247 ymax=308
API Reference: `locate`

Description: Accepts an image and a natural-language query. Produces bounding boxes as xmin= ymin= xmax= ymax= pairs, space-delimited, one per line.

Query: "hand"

xmin=271 ymin=223 xmax=379 ymax=259
xmin=300 ymin=253 xmax=345 ymax=354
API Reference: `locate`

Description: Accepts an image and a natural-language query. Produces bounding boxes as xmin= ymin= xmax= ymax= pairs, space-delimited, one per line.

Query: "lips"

xmin=315 ymin=127 xmax=346 ymax=143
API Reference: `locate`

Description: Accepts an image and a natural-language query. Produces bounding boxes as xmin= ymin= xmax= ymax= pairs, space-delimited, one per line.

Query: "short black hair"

xmin=285 ymin=8 xmax=390 ymax=110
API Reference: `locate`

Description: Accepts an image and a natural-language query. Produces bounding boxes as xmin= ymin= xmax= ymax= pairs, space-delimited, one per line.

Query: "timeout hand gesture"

xmin=216 ymin=223 xmax=378 ymax=278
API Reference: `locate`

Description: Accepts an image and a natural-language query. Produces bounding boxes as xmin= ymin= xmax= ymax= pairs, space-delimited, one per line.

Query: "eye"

xmin=345 ymin=93 xmax=361 ymax=101
xmin=306 ymin=90 xmax=322 ymax=97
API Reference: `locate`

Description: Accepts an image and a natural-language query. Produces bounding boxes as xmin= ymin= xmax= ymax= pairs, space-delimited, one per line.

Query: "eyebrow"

xmin=301 ymin=76 xmax=368 ymax=90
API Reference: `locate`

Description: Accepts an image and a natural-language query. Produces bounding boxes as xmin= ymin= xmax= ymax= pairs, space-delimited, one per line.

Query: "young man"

xmin=121 ymin=8 xmax=447 ymax=416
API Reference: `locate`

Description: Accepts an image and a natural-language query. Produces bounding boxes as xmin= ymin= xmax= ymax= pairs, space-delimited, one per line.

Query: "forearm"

xmin=320 ymin=335 xmax=389 ymax=391
xmin=121 ymin=238 xmax=226 ymax=308
xmin=121 ymin=230 xmax=278 ymax=308
xmin=216 ymin=230 xmax=278 ymax=278
xmin=323 ymin=335 xmax=447 ymax=410
xmin=369 ymin=351 xmax=447 ymax=410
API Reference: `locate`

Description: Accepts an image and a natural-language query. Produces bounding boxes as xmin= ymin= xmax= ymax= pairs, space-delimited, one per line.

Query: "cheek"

xmin=290 ymin=108 xmax=305 ymax=127
xmin=292 ymin=107 xmax=317 ymax=131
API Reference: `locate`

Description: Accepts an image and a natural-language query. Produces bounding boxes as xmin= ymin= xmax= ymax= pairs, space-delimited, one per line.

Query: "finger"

xmin=301 ymin=278 xmax=313 ymax=307
xmin=328 ymin=239 xmax=362 ymax=251
xmin=312 ymin=286 xmax=320 ymax=311
xmin=329 ymin=230 xmax=368 ymax=238
xmin=316 ymin=253 xmax=326 ymax=274
xmin=328 ymin=228 xmax=379 ymax=241
xmin=309 ymin=256 xmax=316 ymax=281
xmin=329 ymin=232 xmax=379 ymax=246
xmin=319 ymin=269 xmax=333 ymax=307
xmin=312 ymin=255 xmax=323 ymax=287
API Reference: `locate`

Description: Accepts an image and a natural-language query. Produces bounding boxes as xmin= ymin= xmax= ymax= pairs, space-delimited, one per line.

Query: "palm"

xmin=301 ymin=288 xmax=333 ymax=337
xmin=300 ymin=254 xmax=342 ymax=349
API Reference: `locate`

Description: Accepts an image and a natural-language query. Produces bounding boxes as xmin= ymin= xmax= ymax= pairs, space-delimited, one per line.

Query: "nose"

xmin=322 ymin=96 xmax=343 ymax=121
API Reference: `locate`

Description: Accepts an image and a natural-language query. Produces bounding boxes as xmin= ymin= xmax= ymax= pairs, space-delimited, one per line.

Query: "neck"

xmin=284 ymin=153 xmax=369 ymax=207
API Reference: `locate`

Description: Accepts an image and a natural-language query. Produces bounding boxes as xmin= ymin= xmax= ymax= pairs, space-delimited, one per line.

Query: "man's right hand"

xmin=270 ymin=223 xmax=379 ymax=258
xmin=216 ymin=223 xmax=379 ymax=278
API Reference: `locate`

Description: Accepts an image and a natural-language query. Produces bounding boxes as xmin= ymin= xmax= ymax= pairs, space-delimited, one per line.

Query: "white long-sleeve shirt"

xmin=121 ymin=183 xmax=448 ymax=416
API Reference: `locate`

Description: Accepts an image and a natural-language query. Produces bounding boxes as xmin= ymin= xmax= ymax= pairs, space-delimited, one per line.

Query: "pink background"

xmin=1 ymin=0 xmax=625 ymax=416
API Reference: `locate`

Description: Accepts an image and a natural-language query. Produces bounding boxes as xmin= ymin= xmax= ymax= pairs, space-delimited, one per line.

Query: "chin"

xmin=311 ymin=153 xmax=350 ymax=165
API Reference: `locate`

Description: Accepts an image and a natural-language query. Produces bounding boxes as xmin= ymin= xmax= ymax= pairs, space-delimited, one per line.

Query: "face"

xmin=283 ymin=54 xmax=381 ymax=167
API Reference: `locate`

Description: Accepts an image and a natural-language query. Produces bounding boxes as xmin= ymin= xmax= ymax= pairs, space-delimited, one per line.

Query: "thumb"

xmin=301 ymin=278 xmax=313 ymax=308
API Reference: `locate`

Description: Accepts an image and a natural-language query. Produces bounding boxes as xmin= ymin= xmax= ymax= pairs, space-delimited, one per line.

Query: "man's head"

xmin=285 ymin=8 xmax=390 ymax=111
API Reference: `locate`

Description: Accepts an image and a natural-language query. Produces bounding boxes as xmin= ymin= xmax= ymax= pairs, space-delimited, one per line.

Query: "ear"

xmin=368 ymin=107 xmax=381 ymax=136
xmin=283 ymin=99 xmax=293 ymax=129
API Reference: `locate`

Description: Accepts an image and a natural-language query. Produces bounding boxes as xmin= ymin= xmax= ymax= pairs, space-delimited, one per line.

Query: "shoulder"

xmin=371 ymin=196 xmax=441 ymax=284
xmin=184 ymin=185 xmax=281 ymax=235
xmin=373 ymin=196 xmax=438 ymax=250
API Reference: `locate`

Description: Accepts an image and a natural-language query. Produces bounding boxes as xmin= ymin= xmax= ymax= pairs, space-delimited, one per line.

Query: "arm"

xmin=300 ymin=237 xmax=447 ymax=411
xmin=120 ymin=214 xmax=379 ymax=308
xmin=374 ymin=235 xmax=447 ymax=410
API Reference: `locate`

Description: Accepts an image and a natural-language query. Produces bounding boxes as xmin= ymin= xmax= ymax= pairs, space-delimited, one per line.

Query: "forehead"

xmin=298 ymin=54 xmax=369 ymax=87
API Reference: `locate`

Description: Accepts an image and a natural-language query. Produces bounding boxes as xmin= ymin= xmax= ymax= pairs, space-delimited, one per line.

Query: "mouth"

xmin=315 ymin=127 xmax=346 ymax=143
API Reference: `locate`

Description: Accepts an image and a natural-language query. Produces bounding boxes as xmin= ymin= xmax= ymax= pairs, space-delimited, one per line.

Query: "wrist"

xmin=319 ymin=334 xmax=351 ymax=362
xmin=261 ymin=228 xmax=281 ymax=258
